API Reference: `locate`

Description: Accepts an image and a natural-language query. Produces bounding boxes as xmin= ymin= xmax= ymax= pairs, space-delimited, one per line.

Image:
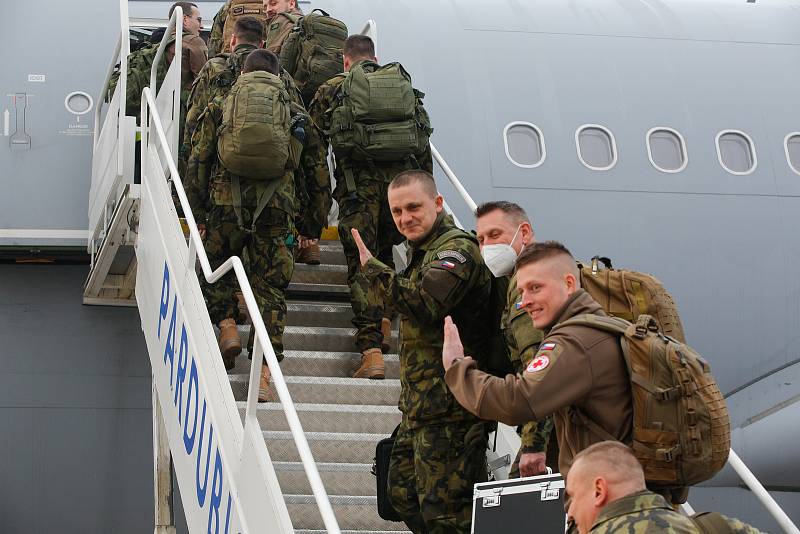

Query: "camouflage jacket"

xmin=206 ymin=2 xmax=231 ymax=58
xmin=264 ymin=7 xmax=304 ymax=55
xmin=307 ymin=61 xmax=433 ymax=192
xmin=503 ymin=271 xmax=552 ymax=454
xmin=363 ymin=213 xmax=493 ymax=427
xmin=184 ymin=89 xmax=295 ymax=223
xmin=589 ymin=491 xmax=764 ymax=533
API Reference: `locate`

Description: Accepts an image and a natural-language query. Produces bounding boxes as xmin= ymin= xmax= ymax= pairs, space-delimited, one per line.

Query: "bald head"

xmin=567 ymin=442 xmax=647 ymax=534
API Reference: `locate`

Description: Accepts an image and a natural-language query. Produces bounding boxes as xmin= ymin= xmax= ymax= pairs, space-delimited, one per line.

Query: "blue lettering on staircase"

xmin=157 ymin=261 xmax=235 ymax=534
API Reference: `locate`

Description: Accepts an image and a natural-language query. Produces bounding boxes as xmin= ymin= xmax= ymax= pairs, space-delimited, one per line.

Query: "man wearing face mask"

xmin=475 ymin=201 xmax=556 ymax=479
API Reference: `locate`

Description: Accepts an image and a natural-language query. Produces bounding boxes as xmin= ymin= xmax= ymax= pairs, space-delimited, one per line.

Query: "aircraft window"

xmin=716 ymin=130 xmax=756 ymax=175
xmin=503 ymin=122 xmax=545 ymax=168
xmin=576 ymin=125 xmax=617 ymax=170
xmin=647 ymin=128 xmax=687 ymax=173
xmin=784 ymin=133 xmax=800 ymax=175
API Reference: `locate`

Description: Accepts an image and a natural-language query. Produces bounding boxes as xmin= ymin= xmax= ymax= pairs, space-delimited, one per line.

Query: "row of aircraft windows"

xmin=503 ymin=122 xmax=800 ymax=176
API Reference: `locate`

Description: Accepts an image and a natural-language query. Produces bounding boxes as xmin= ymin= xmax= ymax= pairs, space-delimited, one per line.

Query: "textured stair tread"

xmin=274 ymin=461 xmax=376 ymax=496
xmin=263 ymin=430 xmax=389 ymax=464
xmin=228 ymin=350 xmax=400 ymax=379
xmin=285 ymin=494 xmax=402 ymax=530
xmin=243 ymin=401 xmax=401 ymax=433
xmin=291 ymin=263 xmax=348 ymax=285
xmin=228 ymin=374 xmax=401 ymax=405
xmin=286 ymin=301 xmax=354 ymax=327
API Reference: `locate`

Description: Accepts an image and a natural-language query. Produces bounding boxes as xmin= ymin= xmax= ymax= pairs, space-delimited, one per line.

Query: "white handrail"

xmin=430 ymin=142 xmax=477 ymax=215
xmin=727 ymin=449 xmax=799 ymax=534
xmin=360 ymin=19 xmax=378 ymax=57
xmin=140 ymin=87 xmax=341 ymax=534
xmin=94 ymin=0 xmax=130 ymax=156
xmin=151 ymin=7 xmax=181 ymax=97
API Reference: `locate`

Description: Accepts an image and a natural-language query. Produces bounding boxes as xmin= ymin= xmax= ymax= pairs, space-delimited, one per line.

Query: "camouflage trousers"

xmin=335 ymin=178 xmax=403 ymax=352
xmin=202 ymin=205 xmax=295 ymax=360
xmin=388 ymin=419 xmax=488 ymax=534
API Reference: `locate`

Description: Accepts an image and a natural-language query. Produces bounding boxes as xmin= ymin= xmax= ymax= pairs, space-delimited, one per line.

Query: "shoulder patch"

xmin=526 ymin=355 xmax=550 ymax=373
xmin=436 ymin=250 xmax=467 ymax=264
xmin=540 ymin=342 xmax=556 ymax=351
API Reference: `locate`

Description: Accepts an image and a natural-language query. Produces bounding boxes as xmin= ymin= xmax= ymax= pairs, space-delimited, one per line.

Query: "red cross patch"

xmin=526 ymin=355 xmax=550 ymax=373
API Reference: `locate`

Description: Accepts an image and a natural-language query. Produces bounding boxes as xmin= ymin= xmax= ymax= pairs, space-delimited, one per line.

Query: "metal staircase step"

xmin=274 ymin=461 xmax=375 ymax=496
xmin=316 ymin=240 xmax=347 ymax=266
xmin=296 ymin=531 xmax=409 ymax=534
xmin=234 ymin=325 xmax=398 ymax=353
xmin=285 ymin=326 xmax=398 ymax=353
xmin=263 ymin=431 xmax=389 ymax=464
xmin=288 ymin=282 xmax=351 ymax=301
xmin=228 ymin=350 xmax=400 ymax=379
xmin=287 ymin=301 xmax=355 ymax=328
xmin=241 ymin=402 xmax=401 ymax=434
xmin=285 ymin=494 xmax=404 ymax=531
xmin=292 ymin=263 xmax=348 ymax=286
xmin=229 ymin=375 xmax=401 ymax=405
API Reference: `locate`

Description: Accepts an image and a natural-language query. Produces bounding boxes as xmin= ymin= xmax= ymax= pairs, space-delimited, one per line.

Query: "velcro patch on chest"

xmin=436 ymin=250 xmax=467 ymax=263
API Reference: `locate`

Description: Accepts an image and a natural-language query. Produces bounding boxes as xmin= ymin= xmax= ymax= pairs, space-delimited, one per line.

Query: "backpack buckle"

xmin=657 ymin=446 xmax=679 ymax=463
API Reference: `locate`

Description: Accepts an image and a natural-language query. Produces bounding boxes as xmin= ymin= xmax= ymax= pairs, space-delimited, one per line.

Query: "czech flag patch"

xmin=515 ymin=301 xmax=523 ymax=310
xmin=441 ymin=261 xmax=456 ymax=269
xmin=540 ymin=342 xmax=556 ymax=351
xmin=526 ymin=355 xmax=550 ymax=373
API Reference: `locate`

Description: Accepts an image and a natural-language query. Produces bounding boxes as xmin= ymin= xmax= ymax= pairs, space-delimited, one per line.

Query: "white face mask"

xmin=481 ymin=225 xmax=522 ymax=278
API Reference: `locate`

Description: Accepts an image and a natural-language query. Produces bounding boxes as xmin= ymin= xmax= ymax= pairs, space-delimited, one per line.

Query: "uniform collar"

xmin=544 ymin=288 xmax=605 ymax=332
xmin=233 ymin=43 xmax=258 ymax=53
xmin=590 ymin=491 xmax=673 ymax=531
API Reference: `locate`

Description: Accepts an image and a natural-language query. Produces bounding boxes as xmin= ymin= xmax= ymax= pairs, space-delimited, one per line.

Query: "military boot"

xmin=296 ymin=241 xmax=321 ymax=265
xmin=258 ymin=363 xmax=274 ymax=402
xmin=353 ymin=348 xmax=385 ymax=379
xmin=380 ymin=317 xmax=392 ymax=353
xmin=218 ymin=319 xmax=241 ymax=370
xmin=235 ymin=291 xmax=249 ymax=324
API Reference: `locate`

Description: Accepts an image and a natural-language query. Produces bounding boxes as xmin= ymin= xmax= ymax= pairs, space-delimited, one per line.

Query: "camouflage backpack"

xmin=220 ymin=0 xmax=268 ymax=54
xmin=579 ymin=256 xmax=686 ymax=342
xmin=106 ymin=40 xmax=171 ymax=121
xmin=217 ymin=70 xmax=292 ymax=180
xmin=328 ymin=61 xmax=432 ymax=163
xmin=278 ymin=9 xmax=347 ymax=104
xmin=552 ymin=313 xmax=730 ymax=490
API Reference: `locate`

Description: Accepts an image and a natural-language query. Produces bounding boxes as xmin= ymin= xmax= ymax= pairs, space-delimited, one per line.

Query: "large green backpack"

xmin=279 ymin=9 xmax=347 ymax=104
xmin=329 ymin=62 xmax=432 ymax=163
xmin=217 ymin=70 xmax=291 ymax=180
xmin=552 ymin=314 xmax=730 ymax=491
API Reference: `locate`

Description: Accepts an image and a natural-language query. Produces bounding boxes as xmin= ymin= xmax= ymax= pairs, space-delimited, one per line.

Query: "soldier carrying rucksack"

xmin=309 ymin=35 xmax=434 ymax=380
xmin=443 ymin=241 xmax=731 ymax=505
xmin=184 ymin=49 xmax=299 ymax=403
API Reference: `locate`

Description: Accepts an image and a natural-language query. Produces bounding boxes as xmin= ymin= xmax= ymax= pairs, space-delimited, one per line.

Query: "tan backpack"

xmin=579 ymin=256 xmax=686 ymax=343
xmin=554 ymin=314 xmax=730 ymax=490
xmin=220 ymin=0 xmax=268 ymax=54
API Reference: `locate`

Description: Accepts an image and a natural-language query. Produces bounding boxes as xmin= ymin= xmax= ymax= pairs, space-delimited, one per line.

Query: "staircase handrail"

xmin=151 ymin=7 xmax=181 ymax=96
xmin=93 ymin=0 xmax=130 ymax=154
xmin=140 ymin=86 xmax=341 ymax=534
xmin=427 ymin=142 xmax=800 ymax=534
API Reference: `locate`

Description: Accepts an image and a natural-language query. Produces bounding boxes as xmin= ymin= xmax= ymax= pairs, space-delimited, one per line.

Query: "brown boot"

xmin=353 ymin=348 xmax=385 ymax=379
xmin=296 ymin=241 xmax=321 ymax=265
xmin=380 ymin=317 xmax=392 ymax=353
xmin=235 ymin=291 xmax=249 ymax=324
xmin=218 ymin=319 xmax=241 ymax=370
xmin=258 ymin=363 xmax=274 ymax=402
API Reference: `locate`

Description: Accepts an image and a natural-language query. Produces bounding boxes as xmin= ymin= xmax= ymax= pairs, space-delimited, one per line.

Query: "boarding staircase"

xmin=84 ymin=3 xmax=799 ymax=534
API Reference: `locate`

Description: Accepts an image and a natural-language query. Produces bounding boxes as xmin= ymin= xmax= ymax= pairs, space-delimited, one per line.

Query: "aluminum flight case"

xmin=472 ymin=472 xmax=567 ymax=533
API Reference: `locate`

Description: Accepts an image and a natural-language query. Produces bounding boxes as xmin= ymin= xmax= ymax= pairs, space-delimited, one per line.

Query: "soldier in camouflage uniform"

xmin=352 ymin=171 xmax=492 ymax=534
xmin=474 ymin=201 xmax=556 ymax=478
xmin=184 ymin=49 xmax=296 ymax=402
xmin=309 ymin=36 xmax=433 ymax=378
xmin=207 ymin=0 xmax=302 ymax=58
xmin=567 ymin=441 xmax=764 ymax=534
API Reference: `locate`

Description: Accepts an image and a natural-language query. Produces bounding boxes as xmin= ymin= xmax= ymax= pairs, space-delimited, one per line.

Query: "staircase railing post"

xmin=152 ymin=386 xmax=176 ymax=534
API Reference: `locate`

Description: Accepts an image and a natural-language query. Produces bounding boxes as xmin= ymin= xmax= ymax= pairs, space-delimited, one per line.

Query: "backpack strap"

xmin=230 ymin=174 xmax=282 ymax=239
xmin=691 ymin=512 xmax=736 ymax=534
xmin=278 ymin=11 xmax=301 ymax=25
xmin=310 ymin=8 xmax=330 ymax=16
